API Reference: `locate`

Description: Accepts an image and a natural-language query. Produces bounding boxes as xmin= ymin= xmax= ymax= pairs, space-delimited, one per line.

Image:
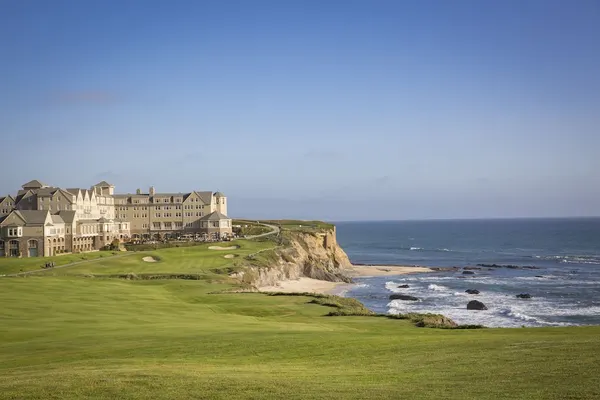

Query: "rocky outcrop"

xmin=231 ymin=227 xmax=353 ymax=287
xmin=398 ymin=284 xmax=410 ymax=288
xmin=389 ymin=294 xmax=419 ymax=301
xmin=477 ymin=263 xmax=541 ymax=270
xmin=465 ymin=289 xmax=480 ymax=295
xmin=516 ymin=293 xmax=532 ymax=299
xmin=462 ymin=270 xmax=475 ymax=275
xmin=467 ymin=300 xmax=487 ymax=310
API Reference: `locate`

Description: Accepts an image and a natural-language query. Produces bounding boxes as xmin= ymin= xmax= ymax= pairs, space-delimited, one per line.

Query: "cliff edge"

xmin=232 ymin=224 xmax=353 ymax=287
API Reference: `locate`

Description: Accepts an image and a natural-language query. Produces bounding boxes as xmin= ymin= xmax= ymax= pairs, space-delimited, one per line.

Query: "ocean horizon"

xmin=335 ymin=218 xmax=600 ymax=328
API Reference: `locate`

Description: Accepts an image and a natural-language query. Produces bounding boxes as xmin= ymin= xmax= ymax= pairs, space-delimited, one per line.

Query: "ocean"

xmin=335 ymin=218 xmax=600 ymax=328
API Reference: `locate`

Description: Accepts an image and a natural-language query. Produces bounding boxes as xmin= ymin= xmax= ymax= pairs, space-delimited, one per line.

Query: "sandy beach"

xmin=258 ymin=277 xmax=345 ymax=294
xmin=347 ymin=265 xmax=432 ymax=278
xmin=258 ymin=265 xmax=431 ymax=294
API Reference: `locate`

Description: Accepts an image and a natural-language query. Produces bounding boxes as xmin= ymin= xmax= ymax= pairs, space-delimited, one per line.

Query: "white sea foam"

xmin=409 ymin=247 xmax=422 ymax=251
xmin=427 ymin=284 xmax=448 ymax=292
xmin=383 ymin=279 xmax=585 ymax=327
xmin=533 ymin=254 xmax=600 ymax=265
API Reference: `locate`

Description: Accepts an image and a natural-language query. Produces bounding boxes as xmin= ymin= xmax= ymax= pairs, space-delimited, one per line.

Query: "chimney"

xmin=136 ymin=188 xmax=141 ymax=195
xmin=149 ymin=186 xmax=155 ymax=196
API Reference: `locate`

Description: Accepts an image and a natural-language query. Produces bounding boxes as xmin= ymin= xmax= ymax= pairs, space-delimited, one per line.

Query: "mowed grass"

xmin=1 ymin=245 xmax=600 ymax=399
xmin=4 ymin=240 xmax=275 ymax=277
xmin=261 ymin=219 xmax=335 ymax=231
xmin=0 ymin=251 xmax=123 ymax=275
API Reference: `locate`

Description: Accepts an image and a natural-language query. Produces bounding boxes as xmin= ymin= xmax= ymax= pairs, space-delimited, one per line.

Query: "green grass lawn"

xmin=0 ymin=251 xmax=123 ymax=275
xmin=261 ymin=219 xmax=335 ymax=231
xmin=29 ymin=240 xmax=276 ymax=277
xmin=232 ymin=220 xmax=273 ymax=236
xmin=1 ymin=244 xmax=599 ymax=399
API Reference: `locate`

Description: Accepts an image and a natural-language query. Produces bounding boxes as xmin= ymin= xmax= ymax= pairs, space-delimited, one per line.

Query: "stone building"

xmin=0 ymin=180 xmax=232 ymax=258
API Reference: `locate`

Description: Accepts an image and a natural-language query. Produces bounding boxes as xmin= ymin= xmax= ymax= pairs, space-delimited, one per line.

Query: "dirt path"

xmin=241 ymin=223 xmax=280 ymax=239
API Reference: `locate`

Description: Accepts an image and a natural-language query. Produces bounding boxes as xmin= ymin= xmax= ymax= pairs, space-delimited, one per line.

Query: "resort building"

xmin=0 ymin=180 xmax=232 ymax=258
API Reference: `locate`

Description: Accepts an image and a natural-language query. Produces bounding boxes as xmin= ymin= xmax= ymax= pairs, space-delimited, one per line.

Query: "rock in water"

xmin=397 ymin=284 xmax=410 ymax=288
xmin=467 ymin=300 xmax=487 ymax=310
xmin=465 ymin=289 xmax=480 ymax=294
xmin=516 ymin=293 xmax=532 ymax=299
xmin=389 ymin=294 xmax=419 ymax=301
xmin=462 ymin=270 xmax=475 ymax=275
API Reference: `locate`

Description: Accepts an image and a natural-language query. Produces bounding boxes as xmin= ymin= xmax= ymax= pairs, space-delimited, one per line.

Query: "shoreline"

xmin=258 ymin=264 xmax=431 ymax=295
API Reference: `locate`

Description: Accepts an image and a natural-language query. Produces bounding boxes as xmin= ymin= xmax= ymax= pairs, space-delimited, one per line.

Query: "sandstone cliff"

xmin=232 ymin=227 xmax=353 ymax=287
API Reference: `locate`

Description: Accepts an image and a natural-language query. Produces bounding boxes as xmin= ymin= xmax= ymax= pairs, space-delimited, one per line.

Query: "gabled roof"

xmin=93 ymin=181 xmax=114 ymax=188
xmin=196 ymin=191 xmax=213 ymax=204
xmin=50 ymin=215 xmax=65 ymax=224
xmin=21 ymin=179 xmax=47 ymax=189
xmin=34 ymin=187 xmax=75 ymax=203
xmin=65 ymin=188 xmax=82 ymax=196
xmin=35 ymin=187 xmax=60 ymax=197
xmin=56 ymin=210 xmax=77 ymax=224
xmin=0 ymin=195 xmax=15 ymax=206
xmin=199 ymin=211 xmax=230 ymax=221
xmin=12 ymin=210 xmax=49 ymax=225
xmin=214 ymin=192 xmax=225 ymax=197
xmin=14 ymin=190 xmax=33 ymax=205
xmin=153 ymin=192 xmax=187 ymax=197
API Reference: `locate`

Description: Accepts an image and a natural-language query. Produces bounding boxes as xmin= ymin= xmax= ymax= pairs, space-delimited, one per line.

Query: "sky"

xmin=1 ymin=0 xmax=599 ymax=220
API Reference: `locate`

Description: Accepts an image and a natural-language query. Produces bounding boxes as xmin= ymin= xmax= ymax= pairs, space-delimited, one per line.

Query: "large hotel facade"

xmin=0 ymin=180 xmax=232 ymax=258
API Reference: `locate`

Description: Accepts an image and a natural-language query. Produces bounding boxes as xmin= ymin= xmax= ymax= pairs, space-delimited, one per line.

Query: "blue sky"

xmin=1 ymin=0 xmax=599 ymax=220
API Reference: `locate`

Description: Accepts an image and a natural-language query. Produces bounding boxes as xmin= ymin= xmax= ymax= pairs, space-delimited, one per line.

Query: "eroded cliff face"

xmin=233 ymin=227 xmax=353 ymax=287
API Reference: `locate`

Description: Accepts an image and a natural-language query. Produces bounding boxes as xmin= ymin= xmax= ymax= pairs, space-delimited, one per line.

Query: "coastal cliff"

xmin=232 ymin=226 xmax=353 ymax=287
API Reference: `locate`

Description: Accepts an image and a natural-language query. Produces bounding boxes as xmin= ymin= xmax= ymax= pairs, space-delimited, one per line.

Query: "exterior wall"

xmin=37 ymin=191 xmax=75 ymax=213
xmin=44 ymin=221 xmax=66 ymax=256
xmin=2 ymin=182 xmax=229 ymax=256
xmin=217 ymin=197 xmax=227 ymax=215
xmin=0 ymin=197 xmax=14 ymax=216
xmin=0 ymin=223 xmax=47 ymax=258
xmin=16 ymin=193 xmax=37 ymax=210
xmin=0 ymin=236 xmax=44 ymax=258
xmin=202 ymin=219 xmax=233 ymax=238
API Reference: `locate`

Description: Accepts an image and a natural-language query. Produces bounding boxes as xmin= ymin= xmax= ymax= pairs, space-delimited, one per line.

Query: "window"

xmin=9 ymin=240 xmax=19 ymax=257
xmin=155 ymin=213 xmax=161 ymax=218
xmin=153 ymin=222 xmax=161 ymax=229
xmin=156 ymin=206 xmax=161 ymax=211
xmin=175 ymin=222 xmax=183 ymax=228
xmin=8 ymin=227 xmax=22 ymax=237
xmin=164 ymin=199 xmax=169 ymax=203
xmin=142 ymin=224 xmax=148 ymax=228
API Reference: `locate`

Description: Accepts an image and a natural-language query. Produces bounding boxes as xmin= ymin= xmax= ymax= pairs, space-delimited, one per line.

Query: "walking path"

xmin=240 ymin=223 xmax=280 ymax=239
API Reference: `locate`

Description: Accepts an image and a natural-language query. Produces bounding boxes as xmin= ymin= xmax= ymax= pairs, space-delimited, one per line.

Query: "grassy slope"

xmin=1 ymin=239 xmax=600 ymax=399
xmin=0 ymin=251 xmax=123 ymax=275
